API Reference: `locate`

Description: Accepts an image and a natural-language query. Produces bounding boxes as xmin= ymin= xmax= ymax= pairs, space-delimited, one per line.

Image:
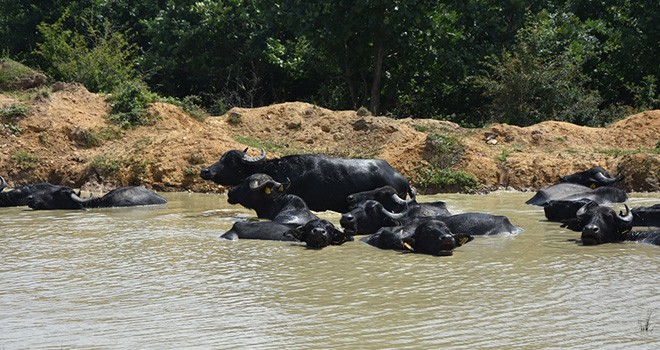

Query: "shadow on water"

xmin=1 ymin=191 xmax=658 ymax=349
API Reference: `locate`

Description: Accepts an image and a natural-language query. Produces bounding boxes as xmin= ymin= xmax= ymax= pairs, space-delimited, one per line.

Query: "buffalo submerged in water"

xmin=200 ymin=148 xmax=412 ymax=213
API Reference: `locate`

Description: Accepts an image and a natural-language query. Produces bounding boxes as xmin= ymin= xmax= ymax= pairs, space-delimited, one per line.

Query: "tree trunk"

xmin=370 ymin=43 xmax=384 ymax=115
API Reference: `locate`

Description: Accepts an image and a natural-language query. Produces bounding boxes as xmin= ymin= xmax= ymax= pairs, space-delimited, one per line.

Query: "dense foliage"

xmin=1 ymin=0 xmax=657 ymax=126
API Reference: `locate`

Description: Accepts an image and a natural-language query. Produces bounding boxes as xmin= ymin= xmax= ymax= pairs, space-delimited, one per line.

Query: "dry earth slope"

xmin=1 ymin=83 xmax=658 ymax=193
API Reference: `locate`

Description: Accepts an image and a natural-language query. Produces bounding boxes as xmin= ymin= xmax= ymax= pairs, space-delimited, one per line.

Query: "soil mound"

xmin=1 ymin=83 xmax=658 ymax=193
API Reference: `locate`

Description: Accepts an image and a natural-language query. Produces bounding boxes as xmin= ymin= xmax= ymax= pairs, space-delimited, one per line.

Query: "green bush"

xmin=91 ymin=155 xmax=124 ymax=174
xmin=425 ymin=132 xmax=464 ymax=168
xmin=107 ymin=80 xmax=158 ymax=129
xmin=414 ymin=168 xmax=478 ymax=193
xmin=475 ymin=11 xmax=602 ymax=126
xmin=0 ymin=103 xmax=29 ymax=119
xmin=11 ymin=150 xmax=39 ymax=169
xmin=34 ymin=11 xmax=139 ymax=93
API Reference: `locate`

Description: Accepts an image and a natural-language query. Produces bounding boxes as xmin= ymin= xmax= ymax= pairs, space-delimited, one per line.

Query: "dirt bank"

xmin=1 ymin=83 xmax=658 ymax=193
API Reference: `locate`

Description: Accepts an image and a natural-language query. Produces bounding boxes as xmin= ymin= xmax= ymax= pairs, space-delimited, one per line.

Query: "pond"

xmin=1 ymin=191 xmax=658 ymax=349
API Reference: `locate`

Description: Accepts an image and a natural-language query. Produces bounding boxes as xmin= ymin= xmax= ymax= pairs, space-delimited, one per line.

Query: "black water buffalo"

xmin=341 ymin=199 xmax=522 ymax=236
xmin=543 ymin=198 xmax=595 ymax=222
xmin=632 ymin=204 xmax=660 ymax=227
xmin=27 ymin=186 xmax=167 ymax=210
xmin=361 ymin=219 xmax=473 ymax=256
xmin=221 ymin=221 xmax=296 ymax=241
xmin=0 ymin=176 xmax=65 ymax=207
xmin=200 ymin=148 xmax=411 ymax=213
xmin=227 ymin=173 xmax=318 ymax=225
xmin=559 ymin=166 xmax=623 ymax=188
xmin=221 ymin=219 xmax=351 ymax=247
xmin=439 ymin=212 xmax=524 ymax=236
xmin=341 ymin=200 xmax=403 ymax=235
xmin=561 ymin=202 xmax=659 ymax=246
xmin=525 ymin=183 xmax=627 ymax=206
xmin=346 ymin=185 xmax=450 ymax=216
xmin=285 ymin=219 xmax=353 ymax=249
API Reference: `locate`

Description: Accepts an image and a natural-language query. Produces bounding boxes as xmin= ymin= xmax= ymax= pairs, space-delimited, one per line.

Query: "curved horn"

xmin=390 ymin=193 xmax=410 ymax=206
xmin=380 ymin=205 xmax=410 ymax=220
xmin=594 ymin=171 xmax=617 ymax=184
xmin=69 ymin=191 xmax=86 ymax=203
xmin=617 ymin=204 xmax=633 ymax=224
xmin=243 ymin=148 xmax=266 ymax=162
xmin=576 ymin=201 xmax=598 ymax=218
xmin=249 ymin=178 xmax=282 ymax=192
xmin=0 ymin=176 xmax=6 ymax=191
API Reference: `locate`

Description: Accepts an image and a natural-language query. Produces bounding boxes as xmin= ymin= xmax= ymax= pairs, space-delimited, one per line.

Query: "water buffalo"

xmin=221 ymin=219 xmax=350 ymax=247
xmin=341 ymin=199 xmax=522 ymax=236
xmin=200 ymin=148 xmax=411 ymax=213
xmin=543 ymin=198 xmax=595 ymax=222
xmin=346 ymin=185 xmax=450 ymax=216
xmin=361 ymin=219 xmax=473 ymax=256
xmin=221 ymin=221 xmax=296 ymax=241
xmin=439 ymin=212 xmax=524 ymax=236
xmin=632 ymin=204 xmax=660 ymax=227
xmin=0 ymin=176 xmax=65 ymax=207
xmin=525 ymin=183 xmax=627 ymax=206
xmin=27 ymin=186 xmax=167 ymax=210
xmin=561 ymin=202 xmax=659 ymax=246
xmin=285 ymin=219 xmax=353 ymax=249
xmin=341 ymin=200 xmax=403 ymax=235
xmin=227 ymin=173 xmax=318 ymax=225
xmin=559 ymin=166 xmax=623 ymax=188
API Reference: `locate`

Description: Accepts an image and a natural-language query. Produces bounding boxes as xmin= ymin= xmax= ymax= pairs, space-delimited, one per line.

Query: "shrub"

xmin=107 ymin=80 xmax=158 ymax=129
xmin=34 ymin=11 xmax=139 ymax=93
xmin=12 ymin=150 xmax=39 ymax=169
xmin=0 ymin=103 xmax=29 ymax=119
xmin=414 ymin=168 xmax=478 ymax=193
xmin=91 ymin=155 xmax=124 ymax=174
xmin=425 ymin=132 xmax=464 ymax=168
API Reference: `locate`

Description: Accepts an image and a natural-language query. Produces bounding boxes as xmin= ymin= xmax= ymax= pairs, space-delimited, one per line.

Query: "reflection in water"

xmin=1 ymin=191 xmax=658 ymax=349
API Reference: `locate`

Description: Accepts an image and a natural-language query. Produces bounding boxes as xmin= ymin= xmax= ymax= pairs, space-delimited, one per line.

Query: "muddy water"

xmin=1 ymin=191 xmax=658 ymax=349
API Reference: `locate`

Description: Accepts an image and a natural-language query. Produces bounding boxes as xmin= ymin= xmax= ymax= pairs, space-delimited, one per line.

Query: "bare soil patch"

xmin=1 ymin=83 xmax=658 ymax=193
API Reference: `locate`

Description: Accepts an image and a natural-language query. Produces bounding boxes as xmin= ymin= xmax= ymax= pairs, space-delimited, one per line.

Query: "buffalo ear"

xmin=453 ymin=233 xmax=473 ymax=247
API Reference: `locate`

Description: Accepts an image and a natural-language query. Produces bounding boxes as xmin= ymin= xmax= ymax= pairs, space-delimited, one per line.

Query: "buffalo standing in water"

xmin=200 ymin=148 xmax=412 ymax=213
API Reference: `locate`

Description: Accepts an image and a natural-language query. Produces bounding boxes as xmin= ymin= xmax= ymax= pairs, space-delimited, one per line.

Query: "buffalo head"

xmin=200 ymin=148 xmax=266 ymax=186
xmin=401 ymin=220 xmax=474 ymax=256
xmin=559 ymin=166 xmax=623 ymax=188
xmin=27 ymin=187 xmax=86 ymax=210
xmin=0 ymin=176 xmax=6 ymax=192
xmin=346 ymin=185 xmax=410 ymax=211
xmin=227 ymin=173 xmax=286 ymax=206
xmin=286 ymin=219 xmax=353 ymax=249
xmin=562 ymin=202 xmax=634 ymax=245
xmin=340 ymin=200 xmax=407 ymax=235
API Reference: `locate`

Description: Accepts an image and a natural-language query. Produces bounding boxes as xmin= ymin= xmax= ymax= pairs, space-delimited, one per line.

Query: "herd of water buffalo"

xmin=2 ymin=148 xmax=659 ymax=255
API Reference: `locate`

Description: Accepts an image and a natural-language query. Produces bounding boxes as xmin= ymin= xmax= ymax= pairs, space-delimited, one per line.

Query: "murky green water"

xmin=1 ymin=191 xmax=658 ymax=349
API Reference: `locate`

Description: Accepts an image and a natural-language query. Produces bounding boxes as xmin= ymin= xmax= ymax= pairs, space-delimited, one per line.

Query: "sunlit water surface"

xmin=1 ymin=191 xmax=658 ymax=349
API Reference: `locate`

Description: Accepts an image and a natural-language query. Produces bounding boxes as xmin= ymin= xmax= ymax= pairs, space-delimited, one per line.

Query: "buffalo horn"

xmin=617 ymin=204 xmax=633 ymax=223
xmin=249 ymin=178 xmax=282 ymax=192
xmin=69 ymin=191 xmax=86 ymax=203
xmin=0 ymin=176 xmax=6 ymax=191
xmin=243 ymin=148 xmax=266 ymax=162
xmin=380 ymin=205 xmax=410 ymax=220
xmin=390 ymin=193 xmax=413 ymax=206
xmin=594 ymin=171 xmax=617 ymax=184
xmin=576 ymin=201 xmax=598 ymax=218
